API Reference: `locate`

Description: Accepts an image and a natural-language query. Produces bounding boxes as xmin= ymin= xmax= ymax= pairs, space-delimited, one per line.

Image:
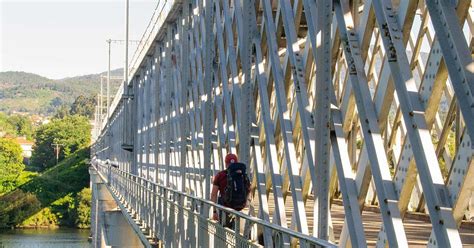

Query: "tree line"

xmin=0 ymin=95 xmax=94 ymax=194
xmin=0 ymin=94 xmax=94 ymax=228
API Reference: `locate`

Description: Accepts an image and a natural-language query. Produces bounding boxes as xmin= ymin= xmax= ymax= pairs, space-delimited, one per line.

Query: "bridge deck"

xmin=259 ymin=195 xmax=474 ymax=246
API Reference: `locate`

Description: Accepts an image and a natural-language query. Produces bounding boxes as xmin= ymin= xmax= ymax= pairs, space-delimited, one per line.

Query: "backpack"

xmin=223 ymin=163 xmax=250 ymax=211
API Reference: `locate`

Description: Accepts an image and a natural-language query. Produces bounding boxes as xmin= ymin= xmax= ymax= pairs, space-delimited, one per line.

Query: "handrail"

xmin=91 ymin=159 xmax=336 ymax=247
xmin=97 ymin=0 xmax=172 ymax=136
xmin=128 ymin=0 xmax=167 ymax=75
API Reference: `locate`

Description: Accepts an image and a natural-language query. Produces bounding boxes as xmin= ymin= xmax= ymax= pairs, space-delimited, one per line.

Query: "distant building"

xmin=15 ymin=136 xmax=34 ymax=165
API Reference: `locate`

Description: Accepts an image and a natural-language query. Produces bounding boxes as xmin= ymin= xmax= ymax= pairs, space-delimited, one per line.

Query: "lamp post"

xmin=107 ymin=39 xmax=111 ymax=120
xmin=124 ymin=0 xmax=129 ymax=87
xmin=103 ymin=40 xmax=138 ymax=122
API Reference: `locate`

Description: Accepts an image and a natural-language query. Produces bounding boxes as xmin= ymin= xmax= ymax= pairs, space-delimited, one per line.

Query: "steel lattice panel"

xmin=92 ymin=0 xmax=474 ymax=246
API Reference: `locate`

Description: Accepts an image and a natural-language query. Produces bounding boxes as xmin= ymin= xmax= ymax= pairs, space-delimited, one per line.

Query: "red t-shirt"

xmin=213 ymin=170 xmax=228 ymax=204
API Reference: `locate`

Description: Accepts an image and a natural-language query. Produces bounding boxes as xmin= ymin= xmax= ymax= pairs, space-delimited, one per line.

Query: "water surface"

xmin=0 ymin=228 xmax=90 ymax=248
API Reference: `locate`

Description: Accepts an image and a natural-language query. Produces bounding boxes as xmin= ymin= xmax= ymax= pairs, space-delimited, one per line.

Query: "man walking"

xmin=211 ymin=153 xmax=250 ymax=227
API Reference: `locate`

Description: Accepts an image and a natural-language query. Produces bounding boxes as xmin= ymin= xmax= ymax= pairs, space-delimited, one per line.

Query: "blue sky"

xmin=1 ymin=0 xmax=156 ymax=79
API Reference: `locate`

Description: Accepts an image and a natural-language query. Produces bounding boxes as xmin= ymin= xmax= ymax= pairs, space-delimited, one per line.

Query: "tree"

xmin=7 ymin=115 xmax=34 ymax=140
xmin=75 ymin=187 xmax=91 ymax=228
xmin=0 ymin=113 xmax=16 ymax=136
xmin=54 ymin=104 xmax=70 ymax=119
xmin=0 ymin=138 xmax=25 ymax=194
xmin=50 ymin=97 xmax=63 ymax=108
xmin=70 ymin=95 xmax=96 ymax=119
xmin=31 ymin=115 xmax=91 ymax=169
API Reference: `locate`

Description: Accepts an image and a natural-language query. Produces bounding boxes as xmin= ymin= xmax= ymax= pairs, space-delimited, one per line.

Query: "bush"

xmin=75 ymin=188 xmax=91 ymax=228
xmin=0 ymin=190 xmax=41 ymax=228
xmin=0 ymin=138 xmax=25 ymax=194
xmin=22 ymin=207 xmax=59 ymax=228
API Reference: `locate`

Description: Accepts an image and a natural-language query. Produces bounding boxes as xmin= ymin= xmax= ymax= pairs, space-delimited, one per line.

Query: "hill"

xmin=0 ymin=69 xmax=123 ymax=115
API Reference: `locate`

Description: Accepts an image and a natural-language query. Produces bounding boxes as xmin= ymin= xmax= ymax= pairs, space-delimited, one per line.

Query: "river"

xmin=0 ymin=228 xmax=91 ymax=248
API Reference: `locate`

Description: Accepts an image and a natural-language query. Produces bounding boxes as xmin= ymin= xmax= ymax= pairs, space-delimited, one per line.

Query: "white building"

xmin=15 ymin=136 xmax=34 ymax=165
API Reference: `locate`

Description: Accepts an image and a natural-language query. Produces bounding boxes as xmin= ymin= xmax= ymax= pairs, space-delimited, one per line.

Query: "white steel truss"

xmin=92 ymin=0 xmax=474 ymax=246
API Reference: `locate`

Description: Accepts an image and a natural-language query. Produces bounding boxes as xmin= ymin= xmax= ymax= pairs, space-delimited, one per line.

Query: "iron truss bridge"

xmin=91 ymin=0 xmax=474 ymax=247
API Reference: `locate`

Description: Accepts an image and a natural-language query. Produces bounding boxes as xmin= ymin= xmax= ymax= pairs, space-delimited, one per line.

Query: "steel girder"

xmin=92 ymin=0 xmax=474 ymax=246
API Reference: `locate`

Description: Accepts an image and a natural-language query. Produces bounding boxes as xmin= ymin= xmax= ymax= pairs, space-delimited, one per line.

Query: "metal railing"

xmin=128 ymin=0 xmax=172 ymax=78
xmin=128 ymin=0 xmax=165 ymax=75
xmin=96 ymin=0 xmax=174 ymax=137
xmin=91 ymin=159 xmax=336 ymax=248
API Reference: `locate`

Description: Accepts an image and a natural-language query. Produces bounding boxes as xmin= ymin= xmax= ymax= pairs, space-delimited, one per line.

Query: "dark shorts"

xmin=217 ymin=197 xmax=235 ymax=229
xmin=219 ymin=210 xmax=235 ymax=229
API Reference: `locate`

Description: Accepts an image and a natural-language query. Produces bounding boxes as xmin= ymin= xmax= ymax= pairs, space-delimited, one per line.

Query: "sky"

xmin=0 ymin=0 xmax=156 ymax=79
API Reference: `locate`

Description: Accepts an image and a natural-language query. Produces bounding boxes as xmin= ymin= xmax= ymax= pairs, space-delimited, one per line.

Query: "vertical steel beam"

xmin=238 ymin=0 xmax=255 ymax=166
xmin=314 ymin=0 xmax=332 ymax=239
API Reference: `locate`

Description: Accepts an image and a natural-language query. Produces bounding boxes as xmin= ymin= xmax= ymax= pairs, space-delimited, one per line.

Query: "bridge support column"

xmin=90 ymin=168 xmax=143 ymax=248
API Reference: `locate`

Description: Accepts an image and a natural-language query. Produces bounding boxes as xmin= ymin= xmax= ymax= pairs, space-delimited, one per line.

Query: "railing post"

xmin=234 ymin=215 xmax=241 ymax=247
xmin=134 ymin=176 xmax=138 ymax=218
xmin=139 ymin=177 xmax=143 ymax=225
xmin=188 ymin=198 xmax=196 ymax=247
xmin=168 ymin=191 xmax=176 ymax=246
xmin=144 ymin=180 xmax=148 ymax=230
xmin=157 ymin=185 xmax=163 ymax=240
xmin=152 ymin=183 xmax=157 ymax=242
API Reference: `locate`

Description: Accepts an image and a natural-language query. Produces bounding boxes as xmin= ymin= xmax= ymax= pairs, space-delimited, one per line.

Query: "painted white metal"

xmin=91 ymin=0 xmax=474 ymax=247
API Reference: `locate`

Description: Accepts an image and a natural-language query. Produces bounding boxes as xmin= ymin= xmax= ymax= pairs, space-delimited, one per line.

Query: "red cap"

xmin=225 ymin=153 xmax=238 ymax=164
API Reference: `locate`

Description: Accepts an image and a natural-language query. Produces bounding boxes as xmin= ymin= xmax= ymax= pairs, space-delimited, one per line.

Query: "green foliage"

xmin=0 ymin=71 xmax=63 ymax=115
xmin=437 ymin=131 xmax=457 ymax=178
xmin=14 ymin=171 xmax=38 ymax=186
xmin=0 ymin=138 xmax=22 ymax=164
xmin=75 ymin=188 xmax=91 ymax=228
xmin=6 ymin=115 xmax=34 ymax=140
xmin=53 ymin=95 xmax=97 ymax=119
xmin=50 ymin=97 xmax=63 ymax=108
xmin=0 ymin=171 xmax=38 ymax=196
xmin=54 ymin=105 xmax=71 ymax=119
xmin=31 ymin=115 xmax=91 ymax=169
xmin=0 ymin=149 xmax=90 ymax=228
xmin=0 ymin=190 xmax=41 ymax=228
xmin=50 ymin=194 xmax=75 ymax=226
xmin=22 ymin=207 xmax=59 ymax=228
xmin=0 ymin=138 xmax=25 ymax=194
xmin=0 ymin=113 xmax=35 ymax=140
xmin=25 ymin=149 xmax=90 ymax=203
xmin=70 ymin=95 xmax=96 ymax=119
xmin=0 ymin=113 xmax=17 ymax=136
xmin=0 ymin=110 xmax=92 ymax=228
